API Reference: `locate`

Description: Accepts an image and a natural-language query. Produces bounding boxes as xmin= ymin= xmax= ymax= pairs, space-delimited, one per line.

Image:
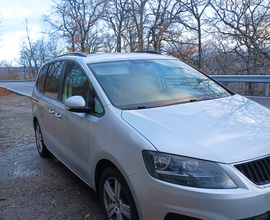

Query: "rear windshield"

xmin=89 ymin=59 xmax=230 ymax=109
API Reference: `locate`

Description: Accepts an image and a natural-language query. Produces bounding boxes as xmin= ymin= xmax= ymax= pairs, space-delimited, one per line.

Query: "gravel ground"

xmin=0 ymin=93 xmax=105 ymax=220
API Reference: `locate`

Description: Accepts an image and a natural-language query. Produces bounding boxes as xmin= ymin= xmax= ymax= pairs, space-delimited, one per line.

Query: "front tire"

xmin=100 ymin=167 xmax=139 ymax=220
xmin=34 ymin=121 xmax=50 ymax=157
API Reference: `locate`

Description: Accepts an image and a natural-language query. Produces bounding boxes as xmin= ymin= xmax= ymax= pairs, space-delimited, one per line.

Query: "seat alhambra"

xmin=31 ymin=52 xmax=270 ymax=220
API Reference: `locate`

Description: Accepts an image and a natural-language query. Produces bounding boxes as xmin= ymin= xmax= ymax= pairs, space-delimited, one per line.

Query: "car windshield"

xmin=89 ymin=59 xmax=231 ymax=109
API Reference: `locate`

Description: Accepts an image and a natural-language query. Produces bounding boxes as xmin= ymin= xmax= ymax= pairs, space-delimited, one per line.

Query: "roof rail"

xmin=54 ymin=52 xmax=87 ymax=59
xmin=134 ymin=51 xmax=161 ymax=55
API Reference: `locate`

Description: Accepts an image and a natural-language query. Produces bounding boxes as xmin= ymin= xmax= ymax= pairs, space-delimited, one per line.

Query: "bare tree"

xmin=210 ymin=0 xmax=270 ymax=72
xmin=84 ymin=29 xmax=104 ymax=53
xmin=0 ymin=61 xmax=20 ymax=80
xmin=100 ymin=33 xmax=117 ymax=52
xmin=121 ymin=13 xmax=139 ymax=52
xmin=206 ymin=37 xmax=239 ymax=75
xmin=17 ymin=19 xmax=63 ymax=78
xmin=103 ymin=0 xmax=145 ymax=52
xmin=145 ymin=0 xmax=179 ymax=52
xmin=104 ymin=0 xmax=129 ymax=52
xmin=127 ymin=0 xmax=150 ymax=51
xmin=18 ymin=19 xmax=39 ymax=77
xmin=172 ymin=0 xmax=210 ymax=69
xmin=165 ymin=30 xmax=199 ymax=66
xmin=43 ymin=0 xmax=106 ymax=53
xmin=43 ymin=0 xmax=78 ymax=52
xmin=210 ymin=0 xmax=270 ymax=94
xmin=35 ymin=0 xmax=269 ymax=95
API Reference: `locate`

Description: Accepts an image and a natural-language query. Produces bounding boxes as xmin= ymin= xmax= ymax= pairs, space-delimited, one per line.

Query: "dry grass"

xmin=0 ymin=87 xmax=11 ymax=96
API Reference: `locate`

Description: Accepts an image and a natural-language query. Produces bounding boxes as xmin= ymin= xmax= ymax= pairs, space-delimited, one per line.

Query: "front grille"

xmin=234 ymin=156 xmax=270 ymax=186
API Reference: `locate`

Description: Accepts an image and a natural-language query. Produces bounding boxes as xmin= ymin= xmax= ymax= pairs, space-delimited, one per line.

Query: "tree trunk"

xmin=198 ymin=19 xmax=202 ymax=70
xmin=117 ymin=34 xmax=122 ymax=52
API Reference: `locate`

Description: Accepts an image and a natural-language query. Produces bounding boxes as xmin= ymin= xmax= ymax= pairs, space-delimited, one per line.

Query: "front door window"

xmin=62 ymin=62 xmax=90 ymax=103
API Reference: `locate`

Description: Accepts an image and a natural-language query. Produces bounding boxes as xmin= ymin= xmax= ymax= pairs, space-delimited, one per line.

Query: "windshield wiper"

xmin=162 ymin=98 xmax=198 ymax=107
xmin=122 ymin=106 xmax=147 ymax=110
xmin=137 ymin=106 xmax=147 ymax=109
xmin=123 ymin=98 xmax=199 ymax=110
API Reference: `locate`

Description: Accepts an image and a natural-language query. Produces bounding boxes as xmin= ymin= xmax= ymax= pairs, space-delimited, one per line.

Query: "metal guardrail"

xmin=211 ymin=75 xmax=270 ymax=96
xmin=0 ymin=78 xmax=36 ymax=82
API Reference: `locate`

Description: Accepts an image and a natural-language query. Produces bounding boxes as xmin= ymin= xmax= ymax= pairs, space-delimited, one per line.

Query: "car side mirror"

xmin=64 ymin=96 xmax=91 ymax=113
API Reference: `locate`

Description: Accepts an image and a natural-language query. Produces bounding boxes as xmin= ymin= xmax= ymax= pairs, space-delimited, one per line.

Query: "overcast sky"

xmin=0 ymin=0 xmax=53 ymax=63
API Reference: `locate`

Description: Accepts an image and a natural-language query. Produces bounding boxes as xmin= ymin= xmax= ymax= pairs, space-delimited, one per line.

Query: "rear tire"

xmin=34 ymin=121 xmax=50 ymax=157
xmin=99 ymin=167 xmax=139 ymax=220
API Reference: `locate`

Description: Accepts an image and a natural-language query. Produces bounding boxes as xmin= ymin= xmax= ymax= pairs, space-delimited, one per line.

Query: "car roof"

xmin=52 ymin=52 xmax=176 ymax=64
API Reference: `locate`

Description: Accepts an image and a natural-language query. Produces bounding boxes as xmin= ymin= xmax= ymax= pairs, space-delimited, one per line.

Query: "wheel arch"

xmin=94 ymin=159 xmax=117 ymax=193
xmin=95 ymin=159 xmax=141 ymax=220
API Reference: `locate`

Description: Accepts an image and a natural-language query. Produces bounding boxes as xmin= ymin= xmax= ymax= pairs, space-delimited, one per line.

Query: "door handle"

xmin=55 ymin=113 xmax=62 ymax=118
xmin=48 ymin=109 xmax=54 ymax=114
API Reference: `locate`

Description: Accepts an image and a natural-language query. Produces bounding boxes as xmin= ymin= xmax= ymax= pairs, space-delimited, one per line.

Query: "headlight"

xmin=142 ymin=151 xmax=237 ymax=189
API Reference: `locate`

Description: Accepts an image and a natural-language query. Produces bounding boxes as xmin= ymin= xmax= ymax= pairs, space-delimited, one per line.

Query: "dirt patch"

xmin=0 ymin=87 xmax=11 ymax=96
xmin=0 ymin=93 xmax=104 ymax=220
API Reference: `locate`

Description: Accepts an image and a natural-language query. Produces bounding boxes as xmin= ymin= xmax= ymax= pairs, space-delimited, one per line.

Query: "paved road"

xmin=0 ymin=81 xmax=34 ymax=97
xmin=0 ymin=81 xmax=270 ymax=108
xmin=246 ymin=96 xmax=270 ymax=109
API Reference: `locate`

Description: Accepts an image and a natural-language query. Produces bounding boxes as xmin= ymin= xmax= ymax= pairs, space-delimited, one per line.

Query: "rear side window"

xmin=44 ymin=62 xmax=64 ymax=100
xmin=37 ymin=65 xmax=48 ymax=93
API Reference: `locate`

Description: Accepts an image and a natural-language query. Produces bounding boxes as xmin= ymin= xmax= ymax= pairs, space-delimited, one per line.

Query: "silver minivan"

xmin=32 ymin=52 xmax=270 ymax=220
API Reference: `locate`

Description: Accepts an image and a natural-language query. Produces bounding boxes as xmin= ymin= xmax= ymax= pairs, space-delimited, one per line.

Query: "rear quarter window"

xmin=36 ymin=65 xmax=48 ymax=93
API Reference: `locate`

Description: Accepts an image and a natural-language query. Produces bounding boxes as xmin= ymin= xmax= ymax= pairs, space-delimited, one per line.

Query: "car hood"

xmin=122 ymin=95 xmax=270 ymax=164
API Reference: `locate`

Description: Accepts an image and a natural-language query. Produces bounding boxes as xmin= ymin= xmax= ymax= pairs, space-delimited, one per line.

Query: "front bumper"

xmin=128 ymin=171 xmax=270 ymax=220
